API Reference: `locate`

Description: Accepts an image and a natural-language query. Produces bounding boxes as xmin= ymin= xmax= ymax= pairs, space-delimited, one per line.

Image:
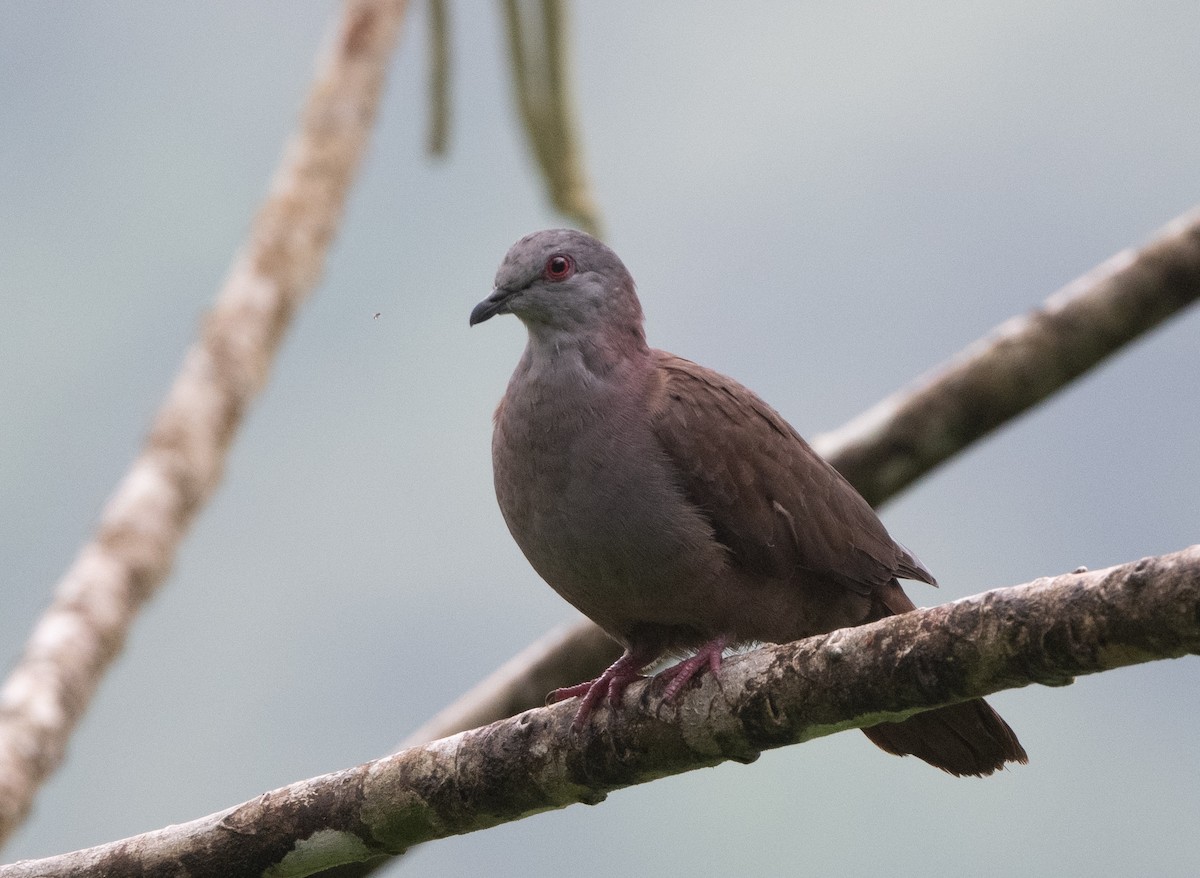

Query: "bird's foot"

xmin=656 ymin=636 xmax=729 ymax=703
xmin=549 ymin=649 xmax=650 ymax=731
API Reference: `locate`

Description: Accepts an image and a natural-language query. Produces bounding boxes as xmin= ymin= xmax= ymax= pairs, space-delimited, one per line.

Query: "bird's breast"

xmin=491 ymin=352 xmax=723 ymax=636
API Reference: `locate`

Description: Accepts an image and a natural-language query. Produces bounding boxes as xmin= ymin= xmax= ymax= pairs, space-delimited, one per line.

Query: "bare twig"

xmin=503 ymin=0 xmax=602 ymax=236
xmin=0 ymin=0 xmax=410 ymax=848
xmin=396 ymin=206 xmax=1200 ymax=750
xmin=6 ymin=547 xmax=1197 ymax=878
xmin=426 ymin=0 xmax=451 ymax=155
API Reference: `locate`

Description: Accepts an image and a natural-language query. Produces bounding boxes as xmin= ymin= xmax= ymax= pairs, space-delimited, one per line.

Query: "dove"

xmin=470 ymin=229 xmax=1026 ymax=776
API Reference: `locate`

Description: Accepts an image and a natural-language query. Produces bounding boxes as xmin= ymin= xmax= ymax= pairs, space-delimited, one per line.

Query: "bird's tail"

xmin=861 ymin=579 xmax=1027 ymax=776
xmin=862 ymin=698 xmax=1028 ymax=777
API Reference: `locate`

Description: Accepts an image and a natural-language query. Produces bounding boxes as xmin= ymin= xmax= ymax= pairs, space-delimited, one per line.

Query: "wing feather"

xmin=648 ymin=352 xmax=936 ymax=595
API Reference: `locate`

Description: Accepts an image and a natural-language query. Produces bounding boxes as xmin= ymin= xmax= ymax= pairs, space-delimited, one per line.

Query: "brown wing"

xmin=648 ymin=352 xmax=936 ymax=600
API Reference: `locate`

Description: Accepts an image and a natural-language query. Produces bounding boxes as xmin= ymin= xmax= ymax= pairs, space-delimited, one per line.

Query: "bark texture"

xmin=5 ymin=547 xmax=1196 ymax=878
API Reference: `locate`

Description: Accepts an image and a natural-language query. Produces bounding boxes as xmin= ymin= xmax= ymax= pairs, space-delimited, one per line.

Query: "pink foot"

xmin=549 ymin=649 xmax=651 ymax=731
xmin=656 ymin=636 xmax=729 ymax=702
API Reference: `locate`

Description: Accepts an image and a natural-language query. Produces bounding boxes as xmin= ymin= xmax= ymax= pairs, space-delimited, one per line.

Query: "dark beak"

xmin=469 ymin=287 xmax=515 ymax=326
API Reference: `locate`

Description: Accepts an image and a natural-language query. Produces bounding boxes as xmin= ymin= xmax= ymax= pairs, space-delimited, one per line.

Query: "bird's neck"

xmin=519 ymin=321 xmax=650 ymax=387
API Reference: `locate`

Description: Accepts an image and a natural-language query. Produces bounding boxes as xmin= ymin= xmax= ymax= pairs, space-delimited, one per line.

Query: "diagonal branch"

xmin=400 ymin=618 xmax=616 ymax=747
xmin=0 ymin=0 xmax=410 ymax=849
xmin=5 ymin=546 xmax=1197 ymax=878
xmin=392 ymin=206 xmax=1200 ymax=756
xmin=814 ymin=206 xmax=1200 ymax=504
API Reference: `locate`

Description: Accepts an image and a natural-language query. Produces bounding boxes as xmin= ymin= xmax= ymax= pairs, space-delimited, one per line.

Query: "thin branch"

xmin=503 ymin=0 xmax=602 ymax=236
xmin=400 ymin=206 xmax=1200 ymax=750
xmin=399 ymin=619 xmax=617 ymax=748
xmin=814 ymin=206 xmax=1200 ymax=504
xmin=0 ymin=0 xmax=410 ymax=849
xmin=6 ymin=547 xmax=1197 ymax=878
xmin=425 ymin=0 xmax=450 ymax=156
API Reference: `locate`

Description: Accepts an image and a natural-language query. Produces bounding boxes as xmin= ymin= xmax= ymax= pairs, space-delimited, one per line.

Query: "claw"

xmin=550 ymin=648 xmax=650 ymax=731
xmin=550 ymin=637 xmax=730 ymax=730
xmin=656 ymin=636 xmax=729 ymax=703
xmin=547 ymin=680 xmax=594 ymax=703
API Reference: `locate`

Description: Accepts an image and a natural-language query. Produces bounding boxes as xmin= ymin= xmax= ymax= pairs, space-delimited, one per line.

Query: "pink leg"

xmin=549 ymin=647 xmax=655 ymax=731
xmin=655 ymin=636 xmax=729 ymax=703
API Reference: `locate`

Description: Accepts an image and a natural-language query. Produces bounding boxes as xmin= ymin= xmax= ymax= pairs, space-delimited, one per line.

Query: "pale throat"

xmin=519 ymin=319 xmax=649 ymax=390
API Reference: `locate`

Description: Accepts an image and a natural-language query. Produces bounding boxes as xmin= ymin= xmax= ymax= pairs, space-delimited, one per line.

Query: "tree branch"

xmin=813 ymin=205 xmax=1200 ymax=504
xmin=394 ymin=205 xmax=1200 ymax=752
xmin=5 ymin=547 xmax=1197 ymax=878
xmin=0 ymin=0 xmax=409 ymax=848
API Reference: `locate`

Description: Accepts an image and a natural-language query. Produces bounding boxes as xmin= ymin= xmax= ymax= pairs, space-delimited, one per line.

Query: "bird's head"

xmin=470 ymin=230 xmax=645 ymax=343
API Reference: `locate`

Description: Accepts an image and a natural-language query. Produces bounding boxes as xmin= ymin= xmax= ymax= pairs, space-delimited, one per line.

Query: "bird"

xmin=470 ymin=228 xmax=1027 ymax=776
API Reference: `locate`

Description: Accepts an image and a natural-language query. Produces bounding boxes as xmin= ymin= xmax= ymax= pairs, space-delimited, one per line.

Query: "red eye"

xmin=543 ymin=254 xmax=575 ymax=281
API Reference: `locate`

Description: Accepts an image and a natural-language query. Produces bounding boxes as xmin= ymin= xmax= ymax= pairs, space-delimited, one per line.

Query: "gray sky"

xmin=1 ymin=2 xmax=1198 ymax=875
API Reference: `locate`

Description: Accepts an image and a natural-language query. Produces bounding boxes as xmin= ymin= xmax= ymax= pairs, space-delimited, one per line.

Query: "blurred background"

xmin=1 ymin=2 xmax=1198 ymax=875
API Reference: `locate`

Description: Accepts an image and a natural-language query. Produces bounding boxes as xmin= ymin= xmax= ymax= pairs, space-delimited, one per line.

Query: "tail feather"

xmin=862 ymin=698 xmax=1028 ymax=777
xmin=862 ymin=582 xmax=1027 ymax=776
